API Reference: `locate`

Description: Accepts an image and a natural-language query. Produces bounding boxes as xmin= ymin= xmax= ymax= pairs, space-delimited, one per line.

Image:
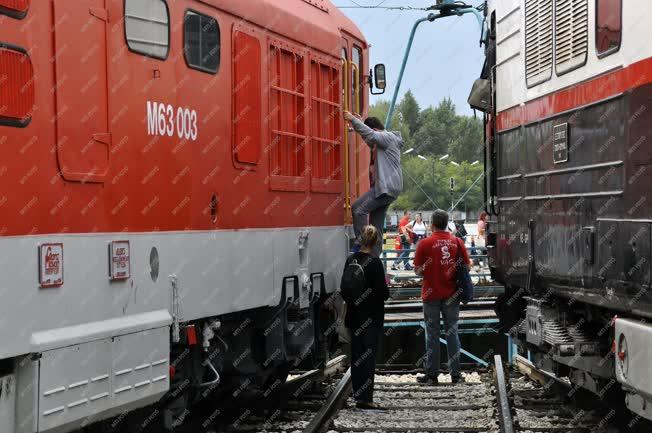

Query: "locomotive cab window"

xmin=352 ymin=46 xmax=363 ymax=113
xmin=125 ymin=0 xmax=170 ymax=59
xmin=596 ymin=0 xmax=622 ymax=57
xmin=184 ymin=11 xmax=220 ymax=74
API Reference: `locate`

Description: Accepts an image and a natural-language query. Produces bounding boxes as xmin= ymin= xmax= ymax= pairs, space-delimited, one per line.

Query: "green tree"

xmin=398 ymin=90 xmax=420 ymax=136
xmin=412 ymin=98 xmax=458 ymax=155
xmin=449 ymin=116 xmax=483 ymax=163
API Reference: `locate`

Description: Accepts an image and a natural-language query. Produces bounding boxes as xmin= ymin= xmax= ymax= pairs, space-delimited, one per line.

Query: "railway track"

xmin=211 ymin=355 xmax=349 ymax=433
xmin=299 ymin=355 xmax=621 ymax=433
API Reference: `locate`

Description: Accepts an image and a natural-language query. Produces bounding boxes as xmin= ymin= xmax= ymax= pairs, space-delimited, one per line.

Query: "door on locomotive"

xmin=53 ymin=0 xmax=112 ymax=183
xmin=341 ymin=36 xmax=369 ymax=222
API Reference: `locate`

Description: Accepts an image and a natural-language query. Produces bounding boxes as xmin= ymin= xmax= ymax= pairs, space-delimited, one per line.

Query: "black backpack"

xmin=340 ymin=257 xmax=367 ymax=305
xmin=454 ymin=221 xmax=468 ymax=239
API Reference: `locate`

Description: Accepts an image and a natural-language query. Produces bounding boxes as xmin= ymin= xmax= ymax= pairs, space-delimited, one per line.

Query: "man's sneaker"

xmin=404 ymin=265 xmax=413 ymax=271
xmin=391 ymin=265 xmax=398 ymax=271
xmin=416 ymin=375 xmax=438 ymax=385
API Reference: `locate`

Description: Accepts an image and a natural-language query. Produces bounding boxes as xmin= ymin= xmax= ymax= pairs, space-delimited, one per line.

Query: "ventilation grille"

xmin=555 ymin=0 xmax=588 ymax=74
xmin=525 ymin=0 xmax=553 ymax=87
xmin=0 ymin=0 xmax=29 ymax=11
xmin=0 ymin=0 xmax=29 ymax=18
xmin=0 ymin=46 xmax=35 ymax=127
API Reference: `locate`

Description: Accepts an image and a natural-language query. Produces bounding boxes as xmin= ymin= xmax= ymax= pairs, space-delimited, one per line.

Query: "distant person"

xmin=414 ymin=209 xmax=470 ymax=385
xmin=393 ymin=210 xmax=413 ymax=271
xmin=344 ymin=111 xmax=404 ymax=257
xmin=340 ymin=225 xmax=389 ymax=409
xmin=478 ymin=211 xmax=488 ymax=238
xmin=407 ymin=213 xmax=427 ymax=244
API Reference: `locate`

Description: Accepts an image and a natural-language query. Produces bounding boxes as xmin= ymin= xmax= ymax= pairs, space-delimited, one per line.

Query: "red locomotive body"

xmin=0 ymin=1 xmax=374 ymax=432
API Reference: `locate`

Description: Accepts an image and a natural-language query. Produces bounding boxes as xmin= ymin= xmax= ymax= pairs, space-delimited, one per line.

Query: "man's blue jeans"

xmin=398 ymin=239 xmax=412 ymax=267
xmin=423 ymin=297 xmax=462 ymax=379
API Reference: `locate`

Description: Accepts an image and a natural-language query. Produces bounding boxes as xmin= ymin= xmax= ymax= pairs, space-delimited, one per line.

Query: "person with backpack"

xmin=413 ymin=210 xmax=471 ymax=385
xmin=340 ymin=225 xmax=389 ymax=409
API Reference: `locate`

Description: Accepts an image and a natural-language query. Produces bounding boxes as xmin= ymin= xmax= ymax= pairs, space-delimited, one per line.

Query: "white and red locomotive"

xmin=484 ymin=0 xmax=652 ymax=422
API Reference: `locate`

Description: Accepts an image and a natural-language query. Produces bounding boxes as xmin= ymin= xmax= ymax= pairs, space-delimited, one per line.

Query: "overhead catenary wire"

xmin=337 ymin=1 xmax=485 ymax=11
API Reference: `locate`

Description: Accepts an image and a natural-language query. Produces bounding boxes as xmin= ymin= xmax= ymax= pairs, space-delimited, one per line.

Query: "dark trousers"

xmin=352 ymin=190 xmax=395 ymax=257
xmin=398 ymin=239 xmax=412 ymax=266
xmin=349 ymin=325 xmax=380 ymax=403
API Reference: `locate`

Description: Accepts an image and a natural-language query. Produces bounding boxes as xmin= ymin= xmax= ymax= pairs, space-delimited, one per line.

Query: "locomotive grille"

xmin=0 ymin=45 xmax=34 ymax=126
xmin=0 ymin=0 xmax=29 ymax=12
xmin=524 ymin=0 xmax=553 ymax=86
xmin=555 ymin=0 xmax=589 ymax=74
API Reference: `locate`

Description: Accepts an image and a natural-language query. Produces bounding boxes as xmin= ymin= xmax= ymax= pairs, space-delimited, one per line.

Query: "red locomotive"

xmin=0 ymin=1 xmax=382 ymax=431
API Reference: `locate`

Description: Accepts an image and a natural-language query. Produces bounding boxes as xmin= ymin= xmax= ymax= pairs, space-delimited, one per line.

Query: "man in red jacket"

xmin=413 ymin=209 xmax=470 ymax=385
xmin=392 ymin=210 xmax=413 ymax=270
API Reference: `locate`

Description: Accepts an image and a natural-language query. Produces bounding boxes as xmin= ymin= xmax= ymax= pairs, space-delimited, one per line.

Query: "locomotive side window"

xmin=555 ymin=0 xmax=589 ymax=75
xmin=596 ymin=0 xmax=621 ymax=57
xmin=125 ymin=0 xmax=170 ymax=60
xmin=310 ymin=60 xmax=342 ymax=191
xmin=184 ymin=11 xmax=220 ymax=74
xmin=352 ymin=46 xmax=363 ymax=113
xmin=268 ymin=44 xmax=307 ymax=186
xmin=524 ymin=0 xmax=553 ymax=87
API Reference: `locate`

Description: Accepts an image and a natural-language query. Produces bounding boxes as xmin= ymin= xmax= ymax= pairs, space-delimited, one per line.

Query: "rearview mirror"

xmin=374 ymin=64 xmax=386 ymax=90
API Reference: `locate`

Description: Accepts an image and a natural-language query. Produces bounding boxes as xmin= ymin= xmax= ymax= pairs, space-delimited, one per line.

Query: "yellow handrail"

xmin=342 ymin=57 xmax=351 ymax=223
xmin=350 ymin=62 xmax=361 ymax=196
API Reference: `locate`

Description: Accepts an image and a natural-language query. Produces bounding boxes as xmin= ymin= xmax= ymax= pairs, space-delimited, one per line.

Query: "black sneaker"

xmin=416 ymin=375 xmax=438 ymax=385
xmin=355 ymin=401 xmax=385 ymax=410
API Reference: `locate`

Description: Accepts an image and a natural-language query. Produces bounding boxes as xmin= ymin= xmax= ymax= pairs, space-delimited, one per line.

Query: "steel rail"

xmin=513 ymin=354 xmax=571 ymax=391
xmin=493 ymin=355 xmax=516 ymax=433
xmin=284 ymin=355 xmax=348 ymax=398
xmin=301 ymin=367 xmax=352 ymax=433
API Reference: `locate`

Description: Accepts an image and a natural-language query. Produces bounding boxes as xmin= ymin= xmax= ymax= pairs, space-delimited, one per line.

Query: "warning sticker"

xmin=109 ymin=240 xmax=131 ymax=280
xmin=39 ymin=243 xmax=64 ymax=288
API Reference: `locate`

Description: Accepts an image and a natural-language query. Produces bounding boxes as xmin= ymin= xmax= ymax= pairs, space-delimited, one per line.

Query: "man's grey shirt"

xmin=350 ymin=117 xmax=404 ymax=198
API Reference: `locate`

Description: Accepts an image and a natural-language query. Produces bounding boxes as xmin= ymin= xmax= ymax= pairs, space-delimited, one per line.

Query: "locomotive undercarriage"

xmin=497 ymin=284 xmax=652 ymax=426
xmin=505 ymin=292 xmax=615 ymax=390
xmin=162 ymin=285 xmax=340 ymax=429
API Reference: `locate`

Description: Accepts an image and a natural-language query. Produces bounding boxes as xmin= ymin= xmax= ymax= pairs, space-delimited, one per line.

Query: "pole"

xmin=385 ymin=13 xmax=437 ymax=129
xmin=385 ymin=4 xmax=486 ymax=130
xmin=431 ymin=160 xmax=435 ymax=209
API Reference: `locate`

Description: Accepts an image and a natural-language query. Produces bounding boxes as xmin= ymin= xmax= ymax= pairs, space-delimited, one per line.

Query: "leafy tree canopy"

xmin=368 ymin=93 xmax=484 ymax=213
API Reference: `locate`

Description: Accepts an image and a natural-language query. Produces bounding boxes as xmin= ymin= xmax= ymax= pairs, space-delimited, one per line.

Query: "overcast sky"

xmin=337 ymin=0 xmax=486 ymax=114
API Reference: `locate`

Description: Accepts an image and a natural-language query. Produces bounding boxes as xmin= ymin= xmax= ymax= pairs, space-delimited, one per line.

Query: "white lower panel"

xmin=16 ymin=322 xmax=170 ymax=433
xmin=0 ymin=226 xmax=347 ymax=360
